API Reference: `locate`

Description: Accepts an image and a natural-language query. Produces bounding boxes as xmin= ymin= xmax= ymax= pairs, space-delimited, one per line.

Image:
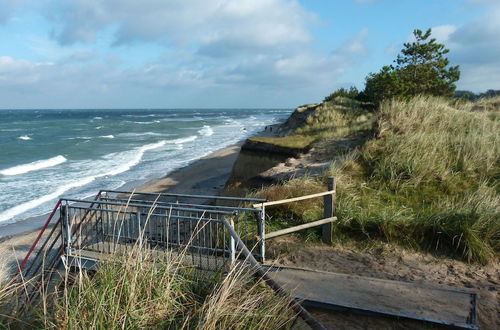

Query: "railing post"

xmin=137 ymin=211 xmax=142 ymax=248
xmin=259 ymin=205 xmax=266 ymax=263
xmin=322 ymin=177 xmax=336 ymax=244
xmin=229 ymin=218 xmax=236 ymax=264
xmin=61 ymin=204 xmax=72 ymax=254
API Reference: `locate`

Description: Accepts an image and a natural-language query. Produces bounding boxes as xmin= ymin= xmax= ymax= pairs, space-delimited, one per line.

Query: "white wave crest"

xmin=118 ymin=132 xmax=169 ymax=138
xmin=18 ymin=135 xmax=31 ymax=140
xmin=133 ymin=120 xmax=160 ymax=124
xmin=198 ymin=125 xmax=214 ymax=137
xmin=167 ymin=136 xmax=197 ymax=144
xmin=100 ymin=135 xmax=114 ymax=139
xmin=0 ymin=141 xmax=166 ymax=223
xmin=0 ymin=176 xmax=95 ymax=223
xmin=0 ymin=155 xmax=67 ymax=176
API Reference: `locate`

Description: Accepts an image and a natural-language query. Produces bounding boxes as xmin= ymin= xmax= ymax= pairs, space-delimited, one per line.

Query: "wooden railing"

xmin=253 ymin=177 xmax=337 ymax=245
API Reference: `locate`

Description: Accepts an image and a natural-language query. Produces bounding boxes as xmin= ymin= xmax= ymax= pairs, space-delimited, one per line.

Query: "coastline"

xmin=0 ymin=124 xmax=279 ymax=279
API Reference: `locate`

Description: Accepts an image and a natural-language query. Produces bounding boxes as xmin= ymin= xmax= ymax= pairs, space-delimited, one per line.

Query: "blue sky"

xmin=0 ymin=0 xmax=498 ymax=108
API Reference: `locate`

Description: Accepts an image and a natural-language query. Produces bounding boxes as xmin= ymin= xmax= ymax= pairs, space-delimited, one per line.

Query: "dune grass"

xmin=254 ymin=96 xmax=499 ymax=264
xmin=0 ymin=212 xmax=296 ymax=329
xmin=249 ymin=97 xmax=374 ymax=151
xmin=0 ymin=253 xmax=295 ymax=329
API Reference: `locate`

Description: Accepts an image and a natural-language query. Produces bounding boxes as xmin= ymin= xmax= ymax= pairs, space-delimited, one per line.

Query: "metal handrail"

xmin=101 ymin=189 xmax=267 ymax=202
xmin=61 ymin=198 xmax=237 ymax=215
xmin=17 ymin=200 xmax=62 ymax=273
xmin=220 ymin=217 xmax=326 ymax=330
xmin=100 ymin=197 xmax=260 ymax=213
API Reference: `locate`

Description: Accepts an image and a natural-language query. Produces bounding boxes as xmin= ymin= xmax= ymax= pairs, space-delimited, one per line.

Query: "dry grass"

xmin=328 ymin=96 xmax=499 ymax=263
xmin=0 ymin=208 xmax=296 ymax=329
xmin=249 ymin=97 xmax=374 ymax=152
xmin=252 ymin=96 xmax=499 ymax=263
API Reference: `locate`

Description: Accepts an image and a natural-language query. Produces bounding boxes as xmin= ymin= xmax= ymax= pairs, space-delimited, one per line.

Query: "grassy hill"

xmin=255 ymin=96 xmax=499 ymax=264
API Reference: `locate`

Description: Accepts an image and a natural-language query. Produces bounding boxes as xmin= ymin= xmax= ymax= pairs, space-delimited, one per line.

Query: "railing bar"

xmin=265 ymin=217 xmax=338 ymax=240
xmin=65 ymin=206 xmax=227 ymax=223
xmin=22 ymin=219 xmax=61 ymax=277
xmin=252 ymin=190 xmax=336 ymax=208
xmin=100 ymin=197 xmax=260 ymax=212
xmin=220 ymin=217 xmax=327 ymax=330
xmin=100 ymin=189 xmax=267 ymax=202
xmin=18 ymin=200 xmax=62 ymax=273
xmin=62 ymin=199 xmax=236 ymax=215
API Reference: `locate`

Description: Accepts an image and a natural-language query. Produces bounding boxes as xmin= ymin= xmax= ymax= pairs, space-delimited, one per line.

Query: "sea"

xmin=0 ymin=108 xmax=290 ymax=233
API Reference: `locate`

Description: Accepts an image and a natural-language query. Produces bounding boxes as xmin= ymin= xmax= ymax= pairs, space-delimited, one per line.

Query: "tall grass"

xmin=0 ymin=224 xmax=296 ymax=329
xmin=330 ymin=96 xmax=499 ymax=263
xmin=253 ymin=96 xmax=499 ymax=263
xmin=250 ymin=97 xmax=374 ymax=151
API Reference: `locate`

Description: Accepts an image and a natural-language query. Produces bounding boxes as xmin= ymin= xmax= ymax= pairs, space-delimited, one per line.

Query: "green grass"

xmin=249 ymin=135 xmax=315 ymax=150
xmin=1 ymin=244 xmax=296 ymax=329
xmin=249 ymin=97 xmax=374 ymax=151
xmin=253 ymin=96 xmax=499 ymax=264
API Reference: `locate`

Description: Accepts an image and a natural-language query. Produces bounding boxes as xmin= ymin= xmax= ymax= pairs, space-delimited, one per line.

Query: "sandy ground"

xmin=0 ymin=141 xmax=245 ymax=282
xmin=1 ymin=124 xmax=497 ymax=329
xmin=0 ymin=125 xmax=281 ymax=282
xmin=267 ymin=237 xmax=499 ymax=329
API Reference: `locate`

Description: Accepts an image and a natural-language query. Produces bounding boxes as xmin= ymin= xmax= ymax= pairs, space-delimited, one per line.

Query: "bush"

xmin=324 ymin=86 xmax=360 ymax=102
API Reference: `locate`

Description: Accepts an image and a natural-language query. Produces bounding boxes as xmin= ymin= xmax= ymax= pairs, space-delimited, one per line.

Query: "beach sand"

xmin=0 ymin=143 xmax=241 ymax=280
xmin=0 ymin=125 xmax=279 ymax=281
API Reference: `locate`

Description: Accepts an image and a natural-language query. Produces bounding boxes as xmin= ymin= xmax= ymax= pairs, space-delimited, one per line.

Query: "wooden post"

xmin=322 ymin=177 xmax=335 ymax=244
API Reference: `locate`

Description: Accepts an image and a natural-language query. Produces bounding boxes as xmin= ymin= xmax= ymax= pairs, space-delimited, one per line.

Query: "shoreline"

xmin=0 ymin=124 xmax=279 ymax=277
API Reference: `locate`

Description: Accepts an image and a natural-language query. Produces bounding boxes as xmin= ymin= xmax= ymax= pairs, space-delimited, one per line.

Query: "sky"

xmin=0 ymin=0 xmax=499 ymax=109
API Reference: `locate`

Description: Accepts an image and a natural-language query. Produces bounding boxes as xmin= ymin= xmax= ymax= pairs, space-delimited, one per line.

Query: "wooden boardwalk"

xmin=265 ymin=265 xmax=478 ymax=329
xmin=66 ymin=244 xmax=478 ymax=329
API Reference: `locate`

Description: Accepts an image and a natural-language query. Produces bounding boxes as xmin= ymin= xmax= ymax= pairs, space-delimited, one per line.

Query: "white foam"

xmin=0 ymin=141 xmax=166 ymax=223
xmin=198 ymin=125 xmax=214 ymax=137
xmin=65 ymin=136 xmax=92 ymax=140
xmin=118 ymin=132 xmax=169 ymax=138
xmin=103 ymin=140 xmax=166 ymax=176
xmin=95 ymin=126 xmax=103 ymax=129
xmin=167 ymin=136 xmax=197 ymax=144
xmin=133 ymin=121 xmax=160 ymax=125
xmin=93 ymin=116 xmax=103 ymax=120
xmin=0 ymin=155 xmax=67 ymax=176
xmin=100 ymin=135 xmax=114 ymax=139
xmin=18 ymin=135 xmax=31 ymax=140
xmin=123 ymin=114 xmax=158 ymax=118
xmin=0 ymin=176 xmax=95 ymax=223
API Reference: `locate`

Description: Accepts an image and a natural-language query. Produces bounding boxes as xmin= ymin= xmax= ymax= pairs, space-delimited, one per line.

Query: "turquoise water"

xmin=0 ymin=108 xmax=290 ymax=225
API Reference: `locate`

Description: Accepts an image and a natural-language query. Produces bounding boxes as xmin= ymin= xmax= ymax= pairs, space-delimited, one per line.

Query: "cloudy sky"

xmin=0 ymin=0 xmax=498 ymax=109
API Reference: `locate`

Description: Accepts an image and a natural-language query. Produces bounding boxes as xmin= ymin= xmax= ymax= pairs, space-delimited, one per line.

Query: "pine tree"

xmin=363 ymin=28 xmax=460 ymax=105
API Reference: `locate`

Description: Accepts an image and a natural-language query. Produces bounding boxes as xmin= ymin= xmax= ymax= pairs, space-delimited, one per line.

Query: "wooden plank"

xmin=266 ymin=266 xmax=478 ymax=329
xmin=252 ymin=190 xmax=335 ymax=208
xmin=265 ymin=217 xmax=337 ymax=240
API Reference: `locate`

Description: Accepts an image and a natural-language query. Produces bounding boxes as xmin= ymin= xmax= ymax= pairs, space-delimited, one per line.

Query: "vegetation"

xmin=324 ymin=86 xmax=360 ymax=102
xmin=254 ymin=96 xmax=499 ymax=264
xmin=364 ymin=29 xmax=460 ymax=105
xmin=1 ymin=248 xmax=295 ymax=329
xmin=249 ymin=97 xmax=374 ymax=151
xmin=456 ymin=89 xmax=500 ymax=101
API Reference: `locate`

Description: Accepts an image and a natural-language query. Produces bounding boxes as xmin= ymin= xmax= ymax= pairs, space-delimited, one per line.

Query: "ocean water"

xmin=0 ymin=108 xmax=290 ymax=226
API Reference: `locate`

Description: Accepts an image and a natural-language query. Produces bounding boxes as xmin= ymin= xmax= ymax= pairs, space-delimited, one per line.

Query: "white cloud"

xmin=337 ymin=28 xmax=369 ymax=55
xmin=443 ymin=5 xmax=500 ymax=91
xmin=430 ymin=25 xmax=457 ymax=43
xmin=48 ymin=0 xmax=315 ymax=52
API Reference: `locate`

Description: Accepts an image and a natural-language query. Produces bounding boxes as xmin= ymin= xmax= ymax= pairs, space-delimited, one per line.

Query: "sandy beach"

xmin=0 ymin=125 xmax=278 ymax=281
